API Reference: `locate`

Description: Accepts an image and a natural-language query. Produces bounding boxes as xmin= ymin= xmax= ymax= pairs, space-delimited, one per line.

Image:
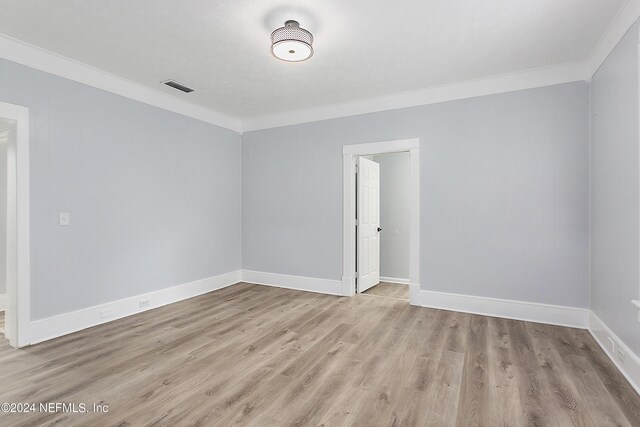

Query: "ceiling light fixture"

xmin=271 ymin=20 xmax=313 ymax=62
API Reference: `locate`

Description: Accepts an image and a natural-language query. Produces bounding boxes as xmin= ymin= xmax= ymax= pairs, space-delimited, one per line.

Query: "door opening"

xmin=0 ymin=101 xmax=31 ymax=348
xmin=342 ymin=139 xmax=420 ymax=306
xmin=356 ymin=152 xmax=410 ymax=301
xmin=1 ymin=118 xmax=16 ymax=345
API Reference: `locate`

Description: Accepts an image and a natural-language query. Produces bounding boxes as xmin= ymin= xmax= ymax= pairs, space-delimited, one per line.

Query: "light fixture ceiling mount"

xmin=271 ymin=20 xmax=313 ymax=62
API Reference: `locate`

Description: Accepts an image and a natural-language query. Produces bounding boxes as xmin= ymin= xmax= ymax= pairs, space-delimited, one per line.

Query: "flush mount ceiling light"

xmin=271 ymin=20 xmax=313 ymax=62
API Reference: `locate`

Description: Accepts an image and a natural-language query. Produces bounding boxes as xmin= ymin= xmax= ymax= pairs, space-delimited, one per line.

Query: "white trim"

xmin=637 ymin=28 xmax=640 ymax=324
xmin=0 ymin=101 xmax=30 ymax=348
xmin=418 ymin=289 xmax=590 ymax=329
xmin=0 ymin=34 xmax=242 ymax=133
xmin=242 ymin=62 xmax=590 ymax=131
xmin=342 ymin=153 xmax=357 ymax=298
xmin=588 ymin=0 xmax=640 ymax=77
xmin=408 ymin=146 xmax=420 ymax=303
xmin=0 ymin=293 xmax=5 ymax=311
xmin=241 ymin=270 xmax=343 ymax=296
xmin=342 ymin=138 xmax=420 ymax=306
xmin=342 ymin=138 xmax=419 ymax=155
xmin=632 ymin=300 xmax=640 ymax=321
xmin=379 ymin=276 xmax=409 ymax=285
xmin=589 ymin=311 xmax=640 ymax=396
xmin=27 ymin=270 xmax=241 ymax=345
xmin=409 ymin=284 xmax=421 ymax=305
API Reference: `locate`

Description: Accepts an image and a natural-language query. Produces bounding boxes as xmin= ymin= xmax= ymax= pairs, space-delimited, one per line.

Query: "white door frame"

xmin=342 ymin=138 xmax=420 ymax=305
xmin=1 ymin=101 xmax=31 ymax=348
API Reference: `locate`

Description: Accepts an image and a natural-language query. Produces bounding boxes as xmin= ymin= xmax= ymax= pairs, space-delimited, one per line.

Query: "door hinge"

xmin=355 ymin=272 xmax=359 ymax=278
xmin=355 ymin=164 xmax=359 ymax=173
xmin=355 ymin=219 xmax=359 ymax=226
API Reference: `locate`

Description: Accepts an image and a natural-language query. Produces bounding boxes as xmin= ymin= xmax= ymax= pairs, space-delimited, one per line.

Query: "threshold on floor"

xmin=362 ymin=282 xmax=409 ymax=301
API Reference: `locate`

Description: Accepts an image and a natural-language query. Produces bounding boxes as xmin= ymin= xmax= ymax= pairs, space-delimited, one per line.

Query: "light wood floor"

xmin=0 ymin=283 xmax=639 ymax=426
xmin=363 ymin=282 xmax=409 ymax=300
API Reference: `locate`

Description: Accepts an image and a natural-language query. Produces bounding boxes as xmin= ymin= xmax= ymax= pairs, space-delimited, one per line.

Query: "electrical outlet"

xmin=100 ymin=309 xmax=113 ymax=319
xmin=616 ymin=348 xmax=627 ymax=367
xmin=139 ymin=299 xmax=150 ymax=308
xmin=59 ymin=212 xmax=70 ymax=226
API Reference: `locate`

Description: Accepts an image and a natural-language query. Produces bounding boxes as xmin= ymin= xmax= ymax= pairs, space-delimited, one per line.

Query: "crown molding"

xmin=1 ymin=2 xmax=638 ymax=134
xmin=241 ymin=61 xmax=591 ymax=132
xmin=588 ymin=0 xmax=640 ymax=77
xmin=0 ymin=34 xmax=242 ymax=133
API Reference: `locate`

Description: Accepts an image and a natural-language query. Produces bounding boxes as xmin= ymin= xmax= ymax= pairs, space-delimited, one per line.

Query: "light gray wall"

xmin=373 ymin=152 xmax=409 ymax=280
xmin=0 ymin=58 xmax=242 ymax=320
xmin=0 ymin=141 xmax=6 ymax=294
xmin=590 ymin=21 xmax=640 ymax=356
xmin=243 ymin=82 xmax=590 ymax=307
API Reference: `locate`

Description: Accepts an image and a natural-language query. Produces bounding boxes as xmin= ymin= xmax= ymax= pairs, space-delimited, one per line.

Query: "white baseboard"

xmin=418 ymin=289 xmax=590 ymax=329
xmin=380 ymin=276 xmax=410 ymax=285
xmin=409 ymin=284 xmax=421 ymax=307
xmin=588 ymin=312 xmax=640 ymax=395
xmin=27 ymin=270 xmax=242 ymax=345
xmin=416 ymin=288 xmax=640 ymax=394
xmin=242 ymin=270 xmax=343 ymax=296
xmin=0 ymin=293 xmax=5 ymax=311
xmin=15 ymin=268 xmax=640 ymax=397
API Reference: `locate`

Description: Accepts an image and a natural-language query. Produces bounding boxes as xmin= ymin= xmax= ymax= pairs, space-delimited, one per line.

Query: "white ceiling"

xmin=0 ymin=0 xmax=631 ymax=124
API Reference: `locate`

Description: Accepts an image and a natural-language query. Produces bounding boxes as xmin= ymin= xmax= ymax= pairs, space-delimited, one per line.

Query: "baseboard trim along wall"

xmin=27 ymin=270 xmax=242 ymax=345
xmin=241 ymin=270 xmax=343 ymax=296
xmin=588 ymin=311 xmax=640 ymax=396
xmin=418 ymin=289 xmax=590 ymax=329
xmin=18 ymin=270 xmax=640 ymax=395
xmin=0 ymin=293 xmax=5 ymax=311
xmin=379 ymin=276 xmax=410 ymax=285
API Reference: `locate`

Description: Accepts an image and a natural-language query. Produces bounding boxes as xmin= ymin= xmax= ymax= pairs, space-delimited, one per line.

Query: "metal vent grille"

xmin=271 ymin=21 xmax=313 ymax=45
xmin=162 ymin=80 xmax=194 ymax=93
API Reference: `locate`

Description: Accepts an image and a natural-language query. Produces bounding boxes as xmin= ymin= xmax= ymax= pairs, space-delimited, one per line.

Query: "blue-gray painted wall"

xmin=0 ymin=58 xmax=242 ymax=320
xmin=243 ymin=82 xmax=590 ymax=308
xmin=590 ymin=20 xmax=640 ymax=356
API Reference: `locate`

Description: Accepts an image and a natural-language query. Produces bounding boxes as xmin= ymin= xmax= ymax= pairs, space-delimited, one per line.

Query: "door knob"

xmin=377 ymin=227 xmax=383 ymax=232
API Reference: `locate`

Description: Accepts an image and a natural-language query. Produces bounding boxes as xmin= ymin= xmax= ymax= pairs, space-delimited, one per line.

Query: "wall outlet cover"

xmin=59 ymin=212 xmax=70 ymax=226
xmin=616 ymin=348 xmax=627 ymax=367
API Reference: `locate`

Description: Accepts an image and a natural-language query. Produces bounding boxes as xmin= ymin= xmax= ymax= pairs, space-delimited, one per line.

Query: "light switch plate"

xmin=59 ymin=212 xmax=70 ymax=226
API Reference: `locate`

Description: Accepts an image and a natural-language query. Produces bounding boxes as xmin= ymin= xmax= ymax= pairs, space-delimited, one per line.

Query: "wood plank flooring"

xmin=0 ymin=283 xmax=639 ymax=426
xmin=363 ymin=282 xmax=409 ymax=300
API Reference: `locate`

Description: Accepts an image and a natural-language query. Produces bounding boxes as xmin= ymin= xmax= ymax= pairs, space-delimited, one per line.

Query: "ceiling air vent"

xmin=162 ymin=80 xmax=194 ymax=93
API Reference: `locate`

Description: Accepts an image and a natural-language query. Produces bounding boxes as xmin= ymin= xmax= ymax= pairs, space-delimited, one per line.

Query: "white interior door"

xmin=357 ymin=157 xmax=380 ymax=292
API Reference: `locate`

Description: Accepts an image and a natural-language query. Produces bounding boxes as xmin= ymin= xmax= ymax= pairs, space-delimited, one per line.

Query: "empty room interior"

xmin=2 ymin=0 xmax=640 ymax=425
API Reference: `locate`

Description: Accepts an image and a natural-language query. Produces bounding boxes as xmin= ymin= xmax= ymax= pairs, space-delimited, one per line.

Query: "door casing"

xmin=342 ymin=138 xmax=420 ymax=305
xmin=0 ymin=101 xmax=31 ymax=348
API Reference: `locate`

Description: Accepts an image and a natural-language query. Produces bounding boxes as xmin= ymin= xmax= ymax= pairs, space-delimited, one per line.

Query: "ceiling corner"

xmin=587 ymin=0 xmax=640 ymax=77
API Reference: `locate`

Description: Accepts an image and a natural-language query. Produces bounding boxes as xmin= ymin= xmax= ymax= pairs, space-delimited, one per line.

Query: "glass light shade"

xmin=271 ymin=40 xmax=313 ymax=62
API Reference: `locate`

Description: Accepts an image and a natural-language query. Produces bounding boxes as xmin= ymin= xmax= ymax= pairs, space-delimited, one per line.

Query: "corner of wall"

xmin=587 ymin=71 xmax=593 ymax=312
